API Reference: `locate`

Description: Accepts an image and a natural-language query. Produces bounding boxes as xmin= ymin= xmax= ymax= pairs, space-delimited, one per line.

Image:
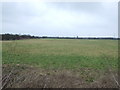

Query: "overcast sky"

xmin=1 ymin=2 xmax=118 ymax=37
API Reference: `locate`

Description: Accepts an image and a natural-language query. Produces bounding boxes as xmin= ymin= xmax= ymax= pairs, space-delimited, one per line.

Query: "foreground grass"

xmin=2 ymin=39 xmax=119 ymax=88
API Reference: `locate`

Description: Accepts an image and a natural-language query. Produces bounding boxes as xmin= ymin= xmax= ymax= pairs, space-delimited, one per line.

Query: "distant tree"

xmin=1 ymin=34 xmax=40 ymax=40
xmin=77 ymin=36 xmax=78 ymax=39
xmin=42 ymin=36 xmax=47 ymax=38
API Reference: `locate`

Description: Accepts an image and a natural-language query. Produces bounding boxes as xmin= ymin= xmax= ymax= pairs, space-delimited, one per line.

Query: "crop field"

xmin=2 ymin=39 xmax=118 ymax=88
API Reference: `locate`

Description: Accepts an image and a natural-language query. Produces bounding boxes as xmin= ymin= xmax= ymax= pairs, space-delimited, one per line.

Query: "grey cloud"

xmin=1 ymin=2 xmax=118 ymax=37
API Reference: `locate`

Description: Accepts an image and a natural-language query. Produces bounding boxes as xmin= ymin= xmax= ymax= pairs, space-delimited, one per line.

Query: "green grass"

xmin=2 ymin=39 xmax=118 ymax=70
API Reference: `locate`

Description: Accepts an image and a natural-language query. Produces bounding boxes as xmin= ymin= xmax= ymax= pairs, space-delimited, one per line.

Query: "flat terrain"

xmin=2 ymin=39 xmax=118 ymax=88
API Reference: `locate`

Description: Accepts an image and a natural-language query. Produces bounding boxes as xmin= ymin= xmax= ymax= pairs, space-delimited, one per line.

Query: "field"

xmin=2 ymin=39 xmax=118 ymax=88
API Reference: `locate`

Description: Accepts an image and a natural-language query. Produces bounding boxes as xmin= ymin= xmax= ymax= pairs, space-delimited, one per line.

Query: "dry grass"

xmin=2 ymin=64 xmax=118 ymax=88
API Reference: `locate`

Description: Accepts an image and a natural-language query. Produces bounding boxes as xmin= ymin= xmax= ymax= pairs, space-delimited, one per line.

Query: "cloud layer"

xmin=2 ymin=2 xmax=118 ymax=37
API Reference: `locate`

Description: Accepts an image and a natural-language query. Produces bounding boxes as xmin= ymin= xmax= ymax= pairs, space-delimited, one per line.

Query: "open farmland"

xmin=2 ymin=39 xmax=118 ymax=88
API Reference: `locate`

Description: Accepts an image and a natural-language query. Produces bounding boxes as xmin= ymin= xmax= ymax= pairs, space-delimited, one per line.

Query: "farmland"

xmin=2 ymin=39 xmax=118 ymax=88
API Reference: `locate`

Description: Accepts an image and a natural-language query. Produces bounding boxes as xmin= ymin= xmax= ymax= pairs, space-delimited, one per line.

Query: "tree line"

xmin=0 ymin=34 xmax=40 ymax=40
xmin=0 ymin=33 xmax=119 ymax=40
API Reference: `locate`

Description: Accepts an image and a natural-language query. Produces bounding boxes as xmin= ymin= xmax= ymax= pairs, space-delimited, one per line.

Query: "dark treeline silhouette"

xmin=38 ymin=36 xmax=119 ymax=40
xmin=0 ymin=33 xmax=119 ymax=40
xmin=0 ymin=34 xmax=40 ymax=40
xmin=41 ymin=36 xmax=119 ymax=40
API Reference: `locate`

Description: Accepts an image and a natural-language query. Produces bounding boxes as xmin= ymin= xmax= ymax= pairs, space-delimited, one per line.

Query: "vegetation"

xmin=1 ymin=34 xmax=40 ymax=40
xmin=2 ymin=39 xmax=118 ymax=88
xmin=2 ymin=39 xmax=118 ymax=69
xmin=1 ymin=33 xmax=119 ymax=40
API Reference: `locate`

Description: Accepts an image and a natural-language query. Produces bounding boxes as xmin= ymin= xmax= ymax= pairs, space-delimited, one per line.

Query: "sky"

xmin=1 ymin=1 xmax=118 ymax=37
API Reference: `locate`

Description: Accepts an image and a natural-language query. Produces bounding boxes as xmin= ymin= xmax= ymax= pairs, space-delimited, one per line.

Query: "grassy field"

xmin=2 ymin=39 xmax=118 ymax=88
